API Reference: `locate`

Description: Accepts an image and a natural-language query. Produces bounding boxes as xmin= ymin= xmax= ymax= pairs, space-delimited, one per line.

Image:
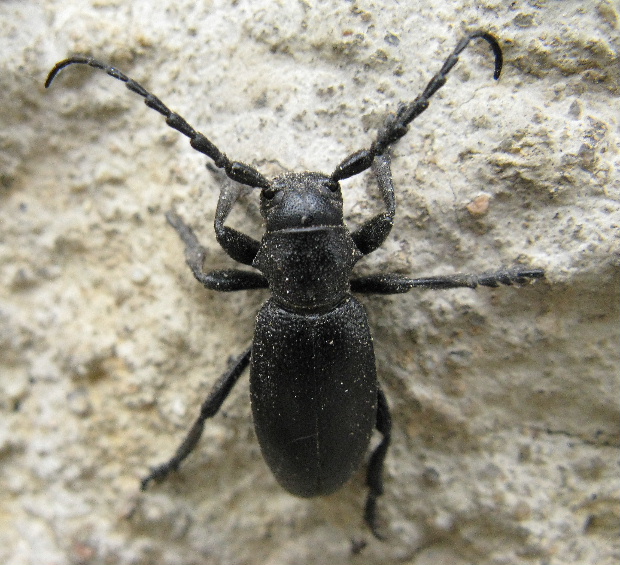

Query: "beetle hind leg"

xmin=141 ymin=347 xmax=251 ymax=490
xmin=364 ymin=387 xmax=392 ymax=539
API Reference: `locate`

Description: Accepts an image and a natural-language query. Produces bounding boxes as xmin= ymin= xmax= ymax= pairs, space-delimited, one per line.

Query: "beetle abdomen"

xmin=250 ymin=296 xmax=377 ymax=497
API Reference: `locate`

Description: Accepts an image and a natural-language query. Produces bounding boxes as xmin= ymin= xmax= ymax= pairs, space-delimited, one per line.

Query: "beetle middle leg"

xmin=141 ymin=347 xmax=252 ymax=490
xmin=364 ymin=387 xmax=392 ymax=539
xmin=350 ymin=268 xmax=545 ymax=294
xmin=165 ymin=210 xmax=268 ymax=291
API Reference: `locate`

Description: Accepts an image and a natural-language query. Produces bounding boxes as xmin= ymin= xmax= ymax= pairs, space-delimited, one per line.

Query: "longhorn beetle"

xmin=46 ymin=32 xmax=544 ymax=538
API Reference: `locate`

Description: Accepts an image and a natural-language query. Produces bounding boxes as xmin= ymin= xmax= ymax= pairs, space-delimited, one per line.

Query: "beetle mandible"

xmin=46 ymin=31 xmax=544 ymax=538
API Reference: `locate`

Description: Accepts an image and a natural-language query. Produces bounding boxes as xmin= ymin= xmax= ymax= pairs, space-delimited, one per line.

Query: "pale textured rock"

xmin=1 ymin=1 xmax=618 ymax=564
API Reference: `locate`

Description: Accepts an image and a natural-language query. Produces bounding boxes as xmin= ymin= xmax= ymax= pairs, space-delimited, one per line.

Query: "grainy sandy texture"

xmin=1 ymin=1 xmax=618 ymax=564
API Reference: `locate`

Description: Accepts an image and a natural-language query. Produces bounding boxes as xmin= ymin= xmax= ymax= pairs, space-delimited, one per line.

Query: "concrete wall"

xmin=1 ymin=1 xmax=618 ymax=563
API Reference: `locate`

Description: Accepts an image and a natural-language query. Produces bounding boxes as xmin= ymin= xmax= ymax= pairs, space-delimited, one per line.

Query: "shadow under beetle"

xmin=46 ymin=31 xmax=544 ymax=538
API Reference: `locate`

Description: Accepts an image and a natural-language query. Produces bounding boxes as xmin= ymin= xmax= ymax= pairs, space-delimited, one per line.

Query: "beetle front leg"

xmin=166 ymin=210 xmax=268 ymax=290
xmin=141 ymin=347 xmax=252 ymax=490
xmin=351 ymin=154 xmax=396 ymax=255
xmin=213 ymin=182 xmax=262 ymax=265
xmin=364 ymin=387 xmax=392 ymax=539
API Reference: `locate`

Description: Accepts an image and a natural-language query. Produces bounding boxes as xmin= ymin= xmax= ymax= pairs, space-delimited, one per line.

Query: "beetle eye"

xmin=262 ymin=186 xmax=278 ymax=200
xmin=326 ymin=180 xmax=340 ymax=193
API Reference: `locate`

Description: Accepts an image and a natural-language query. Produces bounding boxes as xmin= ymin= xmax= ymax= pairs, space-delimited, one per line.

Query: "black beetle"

xmin=46 ymin=31 xmax=544 ymax=538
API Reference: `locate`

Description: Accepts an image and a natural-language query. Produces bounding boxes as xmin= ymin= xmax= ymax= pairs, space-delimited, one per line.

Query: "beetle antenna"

xmin=331 ymin=31 xmax=503 ymax=181
xmin=45 ymin=56 xmax=270 ymax=189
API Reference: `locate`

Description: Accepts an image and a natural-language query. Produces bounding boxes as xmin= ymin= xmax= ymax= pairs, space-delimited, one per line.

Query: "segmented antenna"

xmin=45 ymin=56 xmax=270 ymax=189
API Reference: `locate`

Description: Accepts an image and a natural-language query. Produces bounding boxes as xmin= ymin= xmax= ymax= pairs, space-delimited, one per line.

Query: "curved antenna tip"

xmin=470 ymin=31 xmax=503 ymax=80
xmin=45 ymin=56 xmax=92 ymax=88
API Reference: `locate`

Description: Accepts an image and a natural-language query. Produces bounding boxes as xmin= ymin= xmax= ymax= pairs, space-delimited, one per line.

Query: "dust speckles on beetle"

xmin=46 ymin=31 xmax=544 ymax=539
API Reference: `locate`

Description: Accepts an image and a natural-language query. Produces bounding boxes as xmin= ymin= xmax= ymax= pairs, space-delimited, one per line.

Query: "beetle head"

xmin=260 ymin=172 xmax=343 ymax=232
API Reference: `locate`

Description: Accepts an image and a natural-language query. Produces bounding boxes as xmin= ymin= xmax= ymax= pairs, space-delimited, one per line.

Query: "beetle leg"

xmin=141 ymin=347 xmax=252 ymax=490
xmin=351 ymin=154 xmax=396 ymax=255
xmin=364 ymin=387 xmax=392 ymax=539
xmin=45 ymin=57 xmax=270 ymax=189
xmin=350 ymin=268 xmax=545 ymax=294
xmin=213 ymin=183 xmax=262 ymax=265
xmin=166 ymin=210 xmax=266 ymax=287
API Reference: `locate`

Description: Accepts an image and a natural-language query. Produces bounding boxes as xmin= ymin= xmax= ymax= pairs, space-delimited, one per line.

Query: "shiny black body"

xmin=45 ymin=32 xmax=544 ymax=538
xmin=252 ymin=294 xmax=376 ymax=497
xmin=250 ymin=222 xmax=373 ymax=497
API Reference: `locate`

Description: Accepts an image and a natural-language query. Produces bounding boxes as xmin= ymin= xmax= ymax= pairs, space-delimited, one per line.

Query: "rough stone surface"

xmin=1 ymin=1 xmax=618 ymax=564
